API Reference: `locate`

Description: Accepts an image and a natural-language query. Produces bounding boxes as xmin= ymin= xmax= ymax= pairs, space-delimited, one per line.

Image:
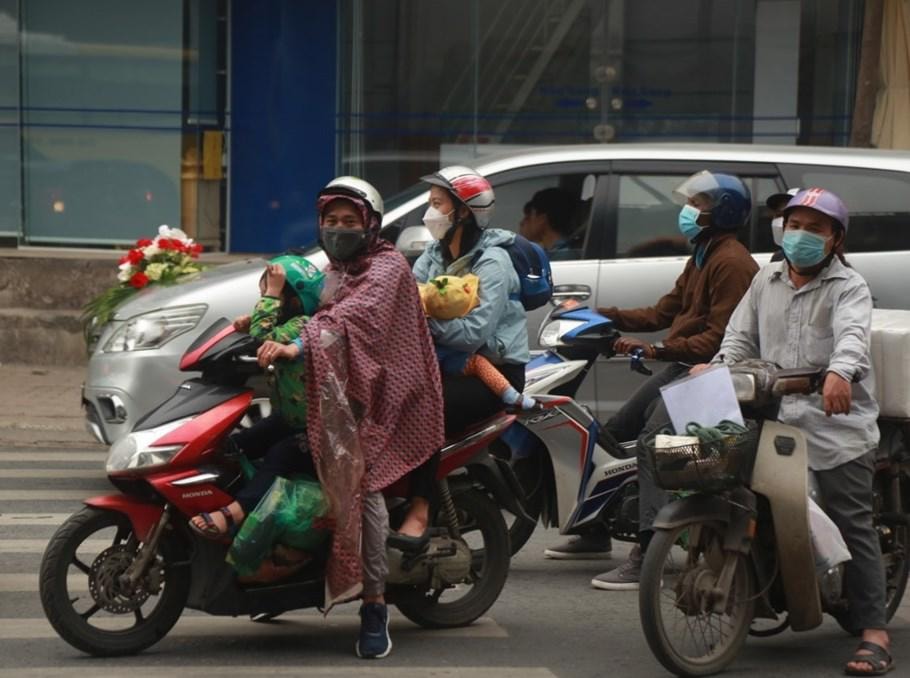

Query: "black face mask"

xmin=321 ymin=228 xmax=367 ymax=261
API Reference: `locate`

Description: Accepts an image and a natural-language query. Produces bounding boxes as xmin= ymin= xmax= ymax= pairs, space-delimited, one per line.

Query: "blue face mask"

xmin=677 ymin=204 xmax=704 ymax=241
xmin=781 ymin=229 xmax=831 ymax=269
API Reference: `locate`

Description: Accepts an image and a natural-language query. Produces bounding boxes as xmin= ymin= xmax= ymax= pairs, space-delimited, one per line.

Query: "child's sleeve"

xmin=248 ymin=297 xmax=280 ymax=340
xmin=270 ymin=315 xmax=307 ymax=344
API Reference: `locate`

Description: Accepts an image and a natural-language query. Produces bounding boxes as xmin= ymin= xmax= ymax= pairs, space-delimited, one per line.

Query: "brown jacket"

xmin=599 ymin=232 xmax=758 ymax=363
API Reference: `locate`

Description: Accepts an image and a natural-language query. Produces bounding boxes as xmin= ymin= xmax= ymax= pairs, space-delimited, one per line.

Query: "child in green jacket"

xmin=190 ymin=255 xmax=324 ymax=538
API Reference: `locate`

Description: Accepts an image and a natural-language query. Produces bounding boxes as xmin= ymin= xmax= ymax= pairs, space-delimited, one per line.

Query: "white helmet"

xmin=317 ymin=176 xmax=384 ymax=231
xmin=421 ymin=165 xmax=495 ymax=228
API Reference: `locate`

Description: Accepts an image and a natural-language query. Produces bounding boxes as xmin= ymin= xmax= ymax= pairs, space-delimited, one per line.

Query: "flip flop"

xmin=189 ymin=506 xmax=238 ymax=540
xmin=844 ymin=640 xmax=894 ymax=676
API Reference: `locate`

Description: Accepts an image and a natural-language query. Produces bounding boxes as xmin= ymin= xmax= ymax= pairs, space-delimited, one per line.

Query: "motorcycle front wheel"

xmin=39 ymin=506 xmax=189 ymax=656
xmin=395 ymin=488 xmax=510 ymax=628
xmin=639 ymin=521 xmax=755 ymax=677
xmin=505 ymin=454 xmax=545 ymax=555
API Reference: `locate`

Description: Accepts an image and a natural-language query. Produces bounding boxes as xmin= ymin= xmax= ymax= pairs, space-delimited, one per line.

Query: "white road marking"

xmin=0 ymin=490 xmax=99 ymax=501
xmin=0 ymin=669 xmax=550 ymax=678
xmin=0 ymin=469 xmax=104 ymax=478
xmin=0 ymin=573 xmax=87 ymax=592
xmin=0 ymin=614 xmax=510 ymax=641
xmin=0 ymin=513 xmax=71 ymax=526
xmin=0 ymin=452 xmax=105 ymax=462
xmin=0 ymin=539 xmax=109 ymax=553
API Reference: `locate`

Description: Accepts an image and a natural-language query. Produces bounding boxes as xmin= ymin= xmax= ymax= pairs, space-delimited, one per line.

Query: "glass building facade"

xmin=0 ymin=0 xmax=867 ymax=253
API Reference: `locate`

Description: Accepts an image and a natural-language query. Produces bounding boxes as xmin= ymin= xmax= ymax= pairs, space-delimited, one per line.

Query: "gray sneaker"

xmin=544 ymin=534 xmax=612 ymax=560
xmin=590 ymin=545 xmax=642 ymax=590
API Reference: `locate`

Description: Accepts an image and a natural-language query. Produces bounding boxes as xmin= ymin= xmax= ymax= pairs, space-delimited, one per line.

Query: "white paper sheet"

xmin=659 ymin=364 xmax=745 ymax=434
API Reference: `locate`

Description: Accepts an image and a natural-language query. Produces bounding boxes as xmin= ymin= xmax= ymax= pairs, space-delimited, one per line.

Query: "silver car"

xmin=83 ymin=143 xmax=910 ymax=444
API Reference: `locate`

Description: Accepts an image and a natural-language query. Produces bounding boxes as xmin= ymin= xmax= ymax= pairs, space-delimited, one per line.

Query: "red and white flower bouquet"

xmin=82 ymin=225 xmax=206 ymax=345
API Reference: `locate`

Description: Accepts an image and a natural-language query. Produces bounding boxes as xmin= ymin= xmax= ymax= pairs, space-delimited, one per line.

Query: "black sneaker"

xmin=543 ymin=534 xmax=613 ymax=560
xmin=355 ymin=602 xmax=392 ymax=659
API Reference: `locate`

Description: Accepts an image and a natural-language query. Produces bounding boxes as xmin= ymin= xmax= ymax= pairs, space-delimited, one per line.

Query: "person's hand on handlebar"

xmin=822 ymin=371 xmax=852 ymax=416
xmin=233 ymin=315 xmax=251 ymax=333
xmin=613 ymin=336 xmax=656 ymax=359
xmin=256 ymin=340 xmax=300 ymax=368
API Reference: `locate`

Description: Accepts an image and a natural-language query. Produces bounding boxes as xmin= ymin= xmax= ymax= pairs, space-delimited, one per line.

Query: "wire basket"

xmin=646 ymin=421 xmax=760 ymax=492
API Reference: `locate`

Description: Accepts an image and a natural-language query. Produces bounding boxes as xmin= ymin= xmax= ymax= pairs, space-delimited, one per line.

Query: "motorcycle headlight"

xmin=105 ymin=417 xmax=190 ymax=474
xmin=538 ymin=320 xmax=585 ymax=348
xmin=103 ymin=304 xmax=208 ymax=353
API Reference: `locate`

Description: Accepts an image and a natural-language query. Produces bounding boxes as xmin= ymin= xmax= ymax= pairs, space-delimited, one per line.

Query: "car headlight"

xmin=103 ymin=304 xmax=208 ymax=353
xmin=105 ymin=417 xmax=191 ymax=474
xmin=538 ymin=320 xmax=585 ymax=348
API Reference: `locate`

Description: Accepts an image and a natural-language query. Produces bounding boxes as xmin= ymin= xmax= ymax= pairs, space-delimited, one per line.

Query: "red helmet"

xmin=421 ymin=165 xmax=495 ymax=228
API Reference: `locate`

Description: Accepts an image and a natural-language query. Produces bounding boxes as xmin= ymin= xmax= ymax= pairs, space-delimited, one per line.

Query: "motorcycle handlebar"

xmin=628 ymin=347 xmax=653 ymax=376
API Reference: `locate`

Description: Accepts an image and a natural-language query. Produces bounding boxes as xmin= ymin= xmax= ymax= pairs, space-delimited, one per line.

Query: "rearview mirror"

xmin=397 ymin=225 xmax=432 ymax=258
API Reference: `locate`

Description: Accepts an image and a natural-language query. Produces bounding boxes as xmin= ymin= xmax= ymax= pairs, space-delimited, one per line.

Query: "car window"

xmin=615 ymin=172 xmax=785 ymax=258
xmin=616 ymin=175 xmax=692 ymax=258
xmin=387 ymin=172 xmax=600 ymax=262
xmin=746 ymin=176 xmax=782 ymax=253
xmin=492 ymin=173 xmax=598 ymax=261
xmin=780 ymin=164 xmax=910 ymax=252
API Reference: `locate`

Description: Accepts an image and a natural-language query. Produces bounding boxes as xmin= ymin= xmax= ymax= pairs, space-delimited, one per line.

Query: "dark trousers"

xmin=814 ymin=450 xmax=887 ymax=629
xmin=232 ymin=414 xmax=315 ymax=514
xmin=605 ymin=363 xmax=688 ymax=546
xmin=407 ymin=361 xmax=526 ymax=502
xmin=442 ymin=361 xmax=526 ymax=437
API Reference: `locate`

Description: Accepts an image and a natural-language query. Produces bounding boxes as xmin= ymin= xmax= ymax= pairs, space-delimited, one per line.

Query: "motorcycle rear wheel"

xmin=39 ymin=506 xmax=189 ymax=656
xmin=395 ymin=489 xmax=510 ymax=628
xmin=639 ymin=521 xmax=755 ymax=677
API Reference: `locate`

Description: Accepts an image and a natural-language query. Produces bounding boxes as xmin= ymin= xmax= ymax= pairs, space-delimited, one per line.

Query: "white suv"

xmin=83 ymin=143 xmax=910 ymax=444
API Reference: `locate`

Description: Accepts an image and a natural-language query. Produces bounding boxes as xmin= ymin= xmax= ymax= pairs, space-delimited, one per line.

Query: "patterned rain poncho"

xmin=301 ymin=235 xmax=444 ymax=608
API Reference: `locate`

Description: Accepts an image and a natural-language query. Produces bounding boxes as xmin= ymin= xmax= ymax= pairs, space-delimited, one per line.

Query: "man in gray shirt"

xmin=693 ymin=187 xmax=891 ymax=675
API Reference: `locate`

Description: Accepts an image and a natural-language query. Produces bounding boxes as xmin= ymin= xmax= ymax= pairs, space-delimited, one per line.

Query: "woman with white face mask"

xmin=396 ymin=167 xmax=530 ymax=544
xmin=388 ymin=166 xmax=530 ymax=551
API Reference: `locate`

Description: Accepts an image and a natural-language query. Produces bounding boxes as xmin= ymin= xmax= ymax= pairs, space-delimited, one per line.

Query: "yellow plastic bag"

xmin=418 ymin=274 xmax=480 ymax=320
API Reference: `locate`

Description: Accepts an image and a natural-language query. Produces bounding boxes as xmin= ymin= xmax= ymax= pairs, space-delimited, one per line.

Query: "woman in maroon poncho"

xmin=260 ymin=177 xmax=444 ymax=659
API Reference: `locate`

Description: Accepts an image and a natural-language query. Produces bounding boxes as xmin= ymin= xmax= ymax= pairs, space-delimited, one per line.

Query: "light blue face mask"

xmin=781 ymin=229 xmax=831 ymax=268
xmin=677 ymin=204 xmax=704 ymax=241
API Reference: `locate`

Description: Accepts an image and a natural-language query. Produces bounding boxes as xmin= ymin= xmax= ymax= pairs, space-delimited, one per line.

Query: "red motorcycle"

xmin=40 ymin=319 xmax=527 ymax=656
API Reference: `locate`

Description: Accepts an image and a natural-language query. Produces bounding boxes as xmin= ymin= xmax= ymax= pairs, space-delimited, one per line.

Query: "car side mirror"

xmin=397 ymin=225 xmax=432 ymax=258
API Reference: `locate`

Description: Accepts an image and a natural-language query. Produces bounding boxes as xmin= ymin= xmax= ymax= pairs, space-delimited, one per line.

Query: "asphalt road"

xmin=0 ymin=364 xmax=908 ymax=677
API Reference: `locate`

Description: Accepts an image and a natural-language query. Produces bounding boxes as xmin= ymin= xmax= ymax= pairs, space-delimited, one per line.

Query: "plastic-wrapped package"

xmin=226 ymin=475 xmax=329 ymax=577
xmin=807 ymin=496 xmax=852 ymax=575
xmin=418 ymin=274 xmax=480 ymax=320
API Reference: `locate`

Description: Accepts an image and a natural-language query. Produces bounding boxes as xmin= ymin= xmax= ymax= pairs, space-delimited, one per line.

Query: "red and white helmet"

xmin=421 ymin=165 xmax=495 ymax=228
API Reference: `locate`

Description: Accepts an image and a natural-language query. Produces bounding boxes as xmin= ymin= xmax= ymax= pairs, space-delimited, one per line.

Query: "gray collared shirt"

xmin=713 ymin=258 xmax=879 ymax=470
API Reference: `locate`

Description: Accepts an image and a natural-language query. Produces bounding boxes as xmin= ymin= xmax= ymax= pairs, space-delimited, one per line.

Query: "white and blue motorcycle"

xmin=503 ymin=302 xmax=652 ymax=554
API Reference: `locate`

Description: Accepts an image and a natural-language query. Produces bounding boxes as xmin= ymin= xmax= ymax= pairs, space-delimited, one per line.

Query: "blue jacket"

xmin=413 ymin=228 xmax=530 ymax=365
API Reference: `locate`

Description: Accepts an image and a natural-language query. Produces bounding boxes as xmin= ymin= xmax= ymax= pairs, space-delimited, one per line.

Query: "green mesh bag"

xmin=226 ymin=475 xmax=330 ymax=576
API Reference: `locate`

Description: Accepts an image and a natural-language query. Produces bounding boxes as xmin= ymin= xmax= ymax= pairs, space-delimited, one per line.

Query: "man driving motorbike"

xmin=692 ymin=188 xmax=892 ymax=675
xmin=545 ymin=171 xmax=759 ymax=591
